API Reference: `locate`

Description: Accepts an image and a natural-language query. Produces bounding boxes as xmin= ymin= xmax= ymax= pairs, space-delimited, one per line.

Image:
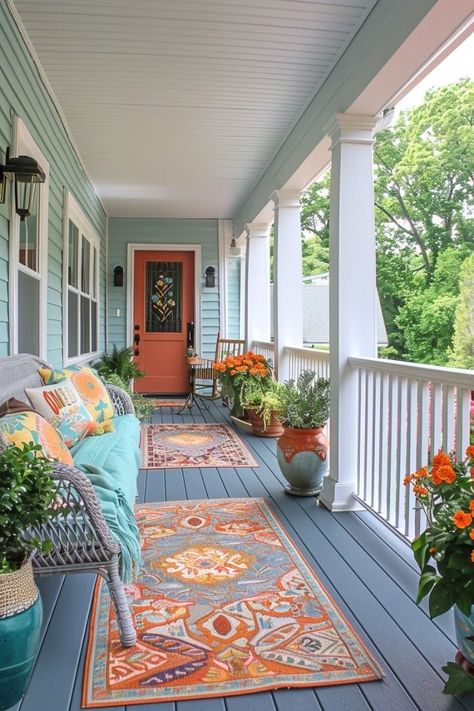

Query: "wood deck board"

xmin=12 ymin=401 xmax=473 ymax=711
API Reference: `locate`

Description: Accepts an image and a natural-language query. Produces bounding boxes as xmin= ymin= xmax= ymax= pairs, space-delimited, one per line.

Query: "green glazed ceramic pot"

xmin=0 ymin=561 xmax=43 ymax=710
xmin=454 ymin=605 xmax=474 ymax=667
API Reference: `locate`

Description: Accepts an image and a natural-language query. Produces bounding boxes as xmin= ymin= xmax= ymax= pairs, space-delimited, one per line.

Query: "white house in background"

xmin=270 ymin=278 xmax=388 ymax=346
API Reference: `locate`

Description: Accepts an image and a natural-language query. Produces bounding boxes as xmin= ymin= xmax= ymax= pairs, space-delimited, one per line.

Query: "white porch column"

xmin=244 ymin=222 xmax=270 ymax=349
xmin=319 ymin=114 xmax=378 ymax=513
xmin=272 ymin=190 xmax=303 ymax=381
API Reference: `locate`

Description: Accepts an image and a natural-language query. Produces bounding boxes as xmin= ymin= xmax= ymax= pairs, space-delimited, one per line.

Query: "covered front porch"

xmin=1 ymin=0 xmax=473 ymax=709
xmin=15 ymin=400 xmax=467 ymax=711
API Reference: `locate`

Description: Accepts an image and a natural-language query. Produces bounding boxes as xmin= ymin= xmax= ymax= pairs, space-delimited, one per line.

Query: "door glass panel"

xmin=18 ymin=188 xmax=39 ymax=271
xmin=68 ymin=220 xmax=79 ymax=287
xmin=146 ymin=261 xmax=182 ymax=332
xmin=18 ymin=271 xmax=39 ymax=354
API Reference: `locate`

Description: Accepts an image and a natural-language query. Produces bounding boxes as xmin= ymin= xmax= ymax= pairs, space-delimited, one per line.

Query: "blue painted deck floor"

xmin=10 ymin=401 xmax=474 ymax=711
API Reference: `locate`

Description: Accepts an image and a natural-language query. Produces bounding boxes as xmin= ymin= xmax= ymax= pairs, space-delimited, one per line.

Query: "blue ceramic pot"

xmin=0 ymin=562 xmax=43 ymax=710
xmin=277 ymin=426 xmax=329 ymax=496
xmin=454 ymin=605 xmax=474 ymax=665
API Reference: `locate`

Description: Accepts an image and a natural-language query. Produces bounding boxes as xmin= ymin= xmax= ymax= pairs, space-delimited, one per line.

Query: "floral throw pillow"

xmin=0 ymin=410 xmax=73 ymax=465
xmin=39 ymin=365 xmax=114 ymax=424
xmin=25 ymin=380 xmax=93 ymax=448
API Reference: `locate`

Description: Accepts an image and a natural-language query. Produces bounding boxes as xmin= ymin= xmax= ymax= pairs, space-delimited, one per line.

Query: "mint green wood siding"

xmin=108 ymin=218 xmax=219 ymax=358
xmin=0 ymin=4 xmax=106 ymax=366
xmin=227 ymin=257 xmax=241 ymax=339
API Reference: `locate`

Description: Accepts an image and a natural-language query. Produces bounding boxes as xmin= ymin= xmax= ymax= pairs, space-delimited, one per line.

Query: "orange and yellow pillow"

xmin=0 ymin=409 xmax=73 ymax=465
xmin=39 ymin=365 xmax=114 ymax=426
xmin=26 ymin=380 xmax=93 ymax=448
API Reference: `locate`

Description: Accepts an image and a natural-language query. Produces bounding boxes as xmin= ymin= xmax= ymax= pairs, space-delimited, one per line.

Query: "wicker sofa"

xmin=0 ymin=354 xmax=139 ymax=647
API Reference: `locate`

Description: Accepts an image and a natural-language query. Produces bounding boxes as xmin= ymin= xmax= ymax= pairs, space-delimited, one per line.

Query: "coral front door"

xmin=133 ymin=250 xmax=194 ymax=394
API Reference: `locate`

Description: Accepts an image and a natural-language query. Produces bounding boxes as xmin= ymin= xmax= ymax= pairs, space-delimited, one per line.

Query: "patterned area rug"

xmin=82 ymin=498 xmax=383 ymax=707
xmin=141 ymin=423 xmax=258 ymax=468
xmin=153 ymin=399 xmax=187 ymax=408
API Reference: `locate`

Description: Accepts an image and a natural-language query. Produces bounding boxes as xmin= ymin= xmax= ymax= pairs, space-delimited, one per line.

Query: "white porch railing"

xmin=350 ymin=357 xmax=473 ymax=539
xmin=285 ymin=346 xmax=330 ymax=380
xmin=252 ymin=340 xmax=275 ymax=363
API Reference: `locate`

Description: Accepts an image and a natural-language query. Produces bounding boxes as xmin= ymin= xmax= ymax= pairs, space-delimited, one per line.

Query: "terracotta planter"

xmin=249 ymin=411 xmax=284 ymax=438
xmin=277 ymin=426 xmax=328 ymax=495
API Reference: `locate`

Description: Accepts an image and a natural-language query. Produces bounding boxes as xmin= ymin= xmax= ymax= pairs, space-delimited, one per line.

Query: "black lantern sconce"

xmin=204 ymin=265 xmax=216 ymax=288
xmin=113 ymin=265 xmax=124 ymax=287
xmin=0 ymin=147 xmax=46 ymax=220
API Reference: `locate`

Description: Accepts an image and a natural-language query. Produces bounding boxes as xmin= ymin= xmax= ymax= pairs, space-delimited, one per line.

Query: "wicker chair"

xmin=191 ymin=333 xmax=245 ymax=402
xmin=0 ymin=354 xmax=138 ymax=647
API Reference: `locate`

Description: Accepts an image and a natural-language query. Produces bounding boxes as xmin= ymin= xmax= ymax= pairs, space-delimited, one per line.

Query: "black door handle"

xmin=134 ymin=334 xmax=140 ymax=345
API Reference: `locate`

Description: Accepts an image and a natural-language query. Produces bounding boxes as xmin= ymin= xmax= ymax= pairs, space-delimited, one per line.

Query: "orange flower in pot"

xmin=276 ymin=370 xmax=330 ymax=496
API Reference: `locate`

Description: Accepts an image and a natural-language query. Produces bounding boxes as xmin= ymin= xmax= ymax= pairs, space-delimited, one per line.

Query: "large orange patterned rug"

xmin=141 ymin=423 xmax=258 ymax=468
xmin=82 ymin=499 xmax=383 ymax=707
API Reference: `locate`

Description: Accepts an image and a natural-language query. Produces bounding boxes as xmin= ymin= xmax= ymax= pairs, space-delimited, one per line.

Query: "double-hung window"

xmin=9 ymin=117 xmax=49 ymax=358
xmin=64 ymin=192 xmax=99 ymax=363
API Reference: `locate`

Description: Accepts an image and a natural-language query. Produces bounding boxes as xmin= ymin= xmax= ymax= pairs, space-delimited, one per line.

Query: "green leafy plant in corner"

xmin=241 ymin=380 xmax=284 ymax=430
xmin=94 ymin=345 xmax=144 ymax=385
xmin=103 ymin=373 xmax=154 ymax=423
xmin=0 ymin=443 xmax=58 ymax=574
xmin=279 ymin=370 xmax=330 ymax=429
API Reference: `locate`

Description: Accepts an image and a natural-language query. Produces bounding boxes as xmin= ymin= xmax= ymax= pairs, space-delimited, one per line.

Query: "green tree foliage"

xmin=395 ymin=248 xmax=471 ymax=364
xmin=300 ymin=172 xmax=330 ymax=276
xmin=449 ymin=252 xmax=474 ymax=369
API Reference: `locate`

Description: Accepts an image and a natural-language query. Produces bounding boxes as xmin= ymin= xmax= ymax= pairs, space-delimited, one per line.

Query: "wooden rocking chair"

xmin=190 ymin=333 xmax=245 ymax=405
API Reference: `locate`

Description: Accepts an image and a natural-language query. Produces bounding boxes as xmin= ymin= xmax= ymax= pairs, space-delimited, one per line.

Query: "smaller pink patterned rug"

xmin=141 ymin=423 xmax=258 ymax=469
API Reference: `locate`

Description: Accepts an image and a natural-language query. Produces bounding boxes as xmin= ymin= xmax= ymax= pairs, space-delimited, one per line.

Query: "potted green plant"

xmin=242 ymin=380 xmax=284 ymax=437
xmin=404 ymin=446 xmax=474 ymax=695
xmin=276 ymin=370 xmax=330 ymax=496
xmin=0 ymin=442 xmax=59 ymax=708
xmin=94 ymin=344 xmax=144 ymax=386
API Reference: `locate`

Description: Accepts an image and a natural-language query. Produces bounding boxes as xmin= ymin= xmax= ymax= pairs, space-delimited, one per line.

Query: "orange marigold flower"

xmin=414 ymin=467 xmax=428 ymax=479
xmin=466 ymin=445 xmax=474 ymax=460
xmin=413 ymin=485 xmax=428 ymax=496
xmin=470 ymin=529 xmax=474 ymax=540
xmin=471 ymin=467 xmax=474 ymax=478
xmin=230 ymin=369 xmax=237 ymax=376
xmin=452 ymin=511 xmax=473 ymax=529
xmin=431 ymin=464 xmax=456 ymax=486
xmin=472 ymin=550 xmax=474 ymax=563
xmin=470 ymin=501 xmax=474 ymax=514
xmin=432 ymin=450 xmax=451 ymax=468
xmin=403 ymin=475 xmax=414 ymax=486
xmin=429 ymin=547 xmax=437 ymax=554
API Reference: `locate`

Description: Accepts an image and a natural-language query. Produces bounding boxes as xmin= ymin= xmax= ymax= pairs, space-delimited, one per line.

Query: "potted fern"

xmin=0 ymin=443 xmax=59 ymax=708
xmin=277 ymin=371 xmax=330 ymax=496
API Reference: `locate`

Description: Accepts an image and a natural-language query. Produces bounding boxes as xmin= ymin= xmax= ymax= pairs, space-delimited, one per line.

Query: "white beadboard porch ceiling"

xmin=13 ymin=0 xmax=378 ymax=219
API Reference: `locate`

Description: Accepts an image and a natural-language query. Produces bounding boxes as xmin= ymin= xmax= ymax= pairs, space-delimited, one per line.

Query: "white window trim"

xmin=8 ymin=116 xmax=49 ymax=359
xmin=63 ymin=190 xmax=100 ymax=366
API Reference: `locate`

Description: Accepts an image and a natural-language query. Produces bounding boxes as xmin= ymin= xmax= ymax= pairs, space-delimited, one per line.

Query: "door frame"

xmin=126 ymin=243 xmax=201 ymax=356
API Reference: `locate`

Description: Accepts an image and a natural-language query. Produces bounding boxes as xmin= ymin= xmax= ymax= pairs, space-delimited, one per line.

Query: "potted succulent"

xmin=213 ymin=352 xmax=272 ymax=421
xmin=0 ymin=443 xmax=59 ymax=708
xmin=276 ymin=370 xmax=330 ymax=496
xmin=241 ymin=380 xmax=284 ymax=437
xmin=404 ymin=447 xmax=474 ymax=695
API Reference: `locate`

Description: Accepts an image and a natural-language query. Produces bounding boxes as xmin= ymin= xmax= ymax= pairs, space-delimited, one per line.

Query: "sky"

xmin=396 ymin=32 xmax=473 ymax=113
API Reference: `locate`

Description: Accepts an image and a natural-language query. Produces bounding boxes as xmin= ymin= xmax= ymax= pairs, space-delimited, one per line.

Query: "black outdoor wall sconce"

xmin=113 ymin=265 xmax=124 ymax=287
xmin=0 ymin=147 xmax=46 ymax=220
xmin=204 ymin=265 xmax=216 ymax=288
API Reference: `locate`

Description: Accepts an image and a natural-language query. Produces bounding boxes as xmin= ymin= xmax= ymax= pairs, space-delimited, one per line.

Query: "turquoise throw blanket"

xmin=71 ymin=415 xmax=142 ymax=582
